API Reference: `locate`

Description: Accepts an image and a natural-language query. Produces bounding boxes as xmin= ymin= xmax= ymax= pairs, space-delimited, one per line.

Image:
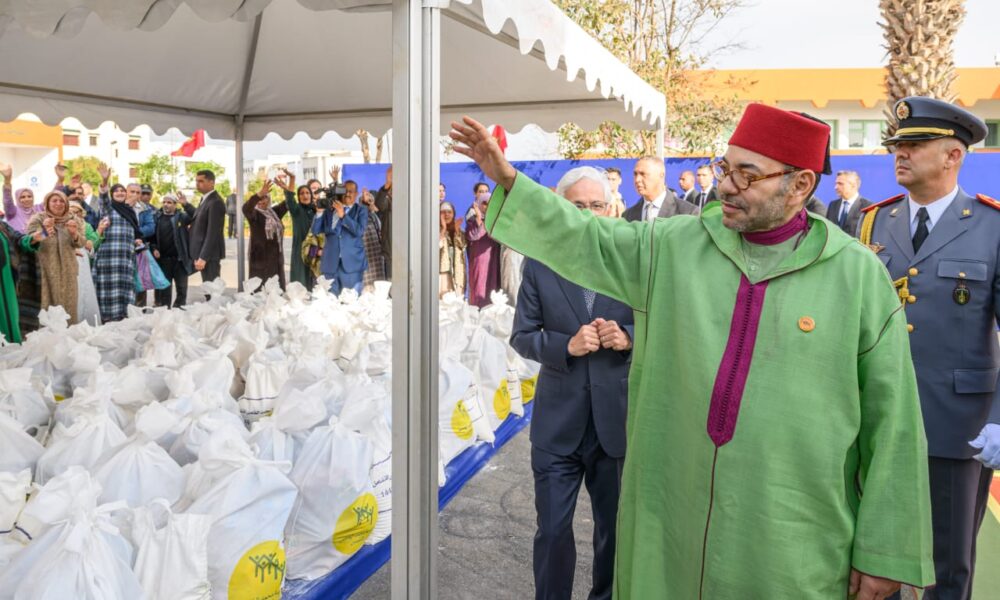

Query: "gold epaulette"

xmin=859 ymin=193 xmax=905 ymax=248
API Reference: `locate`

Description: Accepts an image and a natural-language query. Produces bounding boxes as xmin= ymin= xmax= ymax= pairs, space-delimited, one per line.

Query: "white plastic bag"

xmin=183 ymin=432 xmax=298 ymax=600
xmin=14 ymin=465 xmax=102 ymax=543
xmin=248 ymin=390 xmax=327 ymax=464
xmin=438 ymin=357 xmax=478 ymax=462
xmin=0 ymin=469 xmax=31 ymax=532
xmin=94 ymin=403 xmax=185 ymax=507
xmin=239 ymin=346 xmax=291 ymax=426
xmin=132 ymin=499 xmax=211 ymax=600
xmin=0 ymin=413 xmax=44 ymax=474
xmin=35 ymin=411 xmax=127 ymax=484
xmin=0 ymin=503 xmax=144 ymax=600
xmin=0 ymin=367 xmax=54 ymax=428
xmin=161 ymin=391 xmax=248 ymax=466
xmin=463 ymin=327 xmax=511 ymax=432
xmin=284 ymin=418 xmax=377 ymax=580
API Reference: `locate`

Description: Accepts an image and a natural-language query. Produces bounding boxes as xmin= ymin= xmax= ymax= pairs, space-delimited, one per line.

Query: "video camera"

xmin=315 ymin=182 xmax=348 ymax=210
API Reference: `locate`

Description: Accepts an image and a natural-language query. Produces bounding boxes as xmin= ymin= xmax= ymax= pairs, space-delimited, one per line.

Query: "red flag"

xmin=491 ymin=125 xmax=508 ymax=155
xmin=171 ymin=129 xmax=205 ymax=157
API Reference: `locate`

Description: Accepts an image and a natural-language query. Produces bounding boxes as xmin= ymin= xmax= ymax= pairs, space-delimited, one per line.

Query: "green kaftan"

xmin=485 ymin=173 xmax=934 ymax=599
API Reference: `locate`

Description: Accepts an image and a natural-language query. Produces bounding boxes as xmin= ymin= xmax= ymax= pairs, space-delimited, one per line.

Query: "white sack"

xmin=0 ymin=413 xmax=44 ymax=474
xmin=14 ymin=465 xmax=102 ymax=543
xmin=35 ymin=412 xmax=127 ymax=484
xmin=284 ymin=419 xmax=376 ymax=581
xmin=132 ymin=500 xmax=211 ymax=600
xmin=0 ymin=469 xmax=31 ymax=532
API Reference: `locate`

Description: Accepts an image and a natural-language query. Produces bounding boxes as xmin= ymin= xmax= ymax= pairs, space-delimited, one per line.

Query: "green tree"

xmin=63 ymin=156 xmax=108 ymax=187
xmin=133 ymin=154 xmax=178 ymax=198
xmin=552 ymin=0 xmax=748 ymax=157
xmin=187 ymin=160 xmax=232 ymax=200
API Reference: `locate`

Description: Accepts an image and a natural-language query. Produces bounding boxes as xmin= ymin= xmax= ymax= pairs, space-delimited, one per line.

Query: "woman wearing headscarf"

xmin=69 ymin=199 xmax=106 ymax=325
xmin=93 ymin=163 xmax=142 ymax=322
xmin=243 ymin=179 xmax=288 ymax=290
xmin=0 ymin=211 xmax=42 ymax=343
xmin=1 ymin=163 xmax=44 ymax=234
xmin=465 ymin=191 xmax=501 ymax=307
xmin=439 ymin=201 xmax=466 ymax=298
xmin=275 ymin=169 xmax=316 ymax=290
xmin=25 ymin=190 xmax=86 ymax=323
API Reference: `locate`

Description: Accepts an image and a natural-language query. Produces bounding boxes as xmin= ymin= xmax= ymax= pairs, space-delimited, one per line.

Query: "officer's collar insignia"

xmin=868 ymin=243 xmax=885 ymax=254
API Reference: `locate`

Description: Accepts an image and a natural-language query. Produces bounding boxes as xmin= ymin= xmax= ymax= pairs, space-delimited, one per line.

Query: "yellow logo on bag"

xmin=451 ymin=400 xmax=474 ymax=440
xmin=53 ymin=394 xmax=65 ymax=403
xmin=493 ymin=380 xmax=511 ymax=421
xmin=521 ymin=376 xmax=537 ymax=403
xmin=227 ymin=540 xmax=285 ymax=600
xmin=333 ymin=492 xmax=379 ymax=555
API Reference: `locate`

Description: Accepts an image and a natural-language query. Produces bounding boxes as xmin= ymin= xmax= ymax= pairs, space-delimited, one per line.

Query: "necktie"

xmin=645 ymin=203 xmax=656 ymax=222
xmin=839 ymin=202 xmax=849 ymax=227
xmin=912 ymin=207 xmax=930 ymax=253
xmin=582 ymin=288 xmax=596 ymax=317
xmin=699 ymin=192 xmax=707 ymax=207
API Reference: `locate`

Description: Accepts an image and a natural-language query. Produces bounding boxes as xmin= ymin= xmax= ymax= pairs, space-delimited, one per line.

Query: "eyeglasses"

xmin=710 ymin=160 xmax=800 ymax=192
xmin=574 ymin=201 xmax=609 ymax=212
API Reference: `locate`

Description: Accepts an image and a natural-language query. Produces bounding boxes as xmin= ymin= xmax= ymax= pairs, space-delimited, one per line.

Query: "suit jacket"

xmin=188 ymin=190 xmax=226 ymax=262
xmin=680 ymin=188 xmax=697 ymax=205
xmin=826 ymin=196 xmax=872 ymax=236
xmin=865 ymin=189 xmax=1000 ymax=458
xmin=312 ymin=203 xmax=369 ymax=275
xmin=510 ymin=258 xmax=633 ymax=458
xmin=622 ymin=191 xmax=700 ymax=222
xmin=690 ymin=187 xmax=719 ymax=211
xmin=805 ymin=195 xmax=827 ymax=216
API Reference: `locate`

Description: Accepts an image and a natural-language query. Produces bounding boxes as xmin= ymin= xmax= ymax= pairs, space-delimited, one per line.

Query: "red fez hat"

xmin=728 ymin=103 xmax=831 ymax=174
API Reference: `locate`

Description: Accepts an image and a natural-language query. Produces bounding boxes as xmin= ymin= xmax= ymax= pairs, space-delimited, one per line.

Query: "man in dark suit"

xmin=622 ymin=157 xmax=699 ymax=222
xmin=151 ymin=192 xmax=195 ymax=308
xmin=188 ymin=169 xmax=226 ymax=293
xmin=677 ymin=170 xmax=696 ymax=204
xmin=824 ymin=170 xmax=871 ymax=236
xmin=510 ymin=166 xmax=633 ymax=600
xmin=690 ymin=164 xmax=719 ymax=210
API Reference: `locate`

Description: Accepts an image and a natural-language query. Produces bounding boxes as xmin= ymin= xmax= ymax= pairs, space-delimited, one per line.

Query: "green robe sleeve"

xmin=852 ymin=258 xmax=935 ymax=587
xmin=484 ymin=172 xmax=653 ymax=311
xmin=84 ymin=222 xmax=102 ymax=251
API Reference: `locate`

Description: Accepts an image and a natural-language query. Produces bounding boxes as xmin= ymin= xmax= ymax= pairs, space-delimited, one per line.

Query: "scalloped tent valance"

xmin=0 ymin=0 xmax=665 ymax=141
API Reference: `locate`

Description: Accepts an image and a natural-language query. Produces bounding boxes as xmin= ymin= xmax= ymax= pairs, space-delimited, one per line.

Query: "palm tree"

xmin=879 ymin=0 xmax=966 ymax=134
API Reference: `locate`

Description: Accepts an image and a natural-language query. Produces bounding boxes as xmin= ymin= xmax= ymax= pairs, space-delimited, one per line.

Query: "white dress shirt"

xmin=908 ymin=187 xmax=959 ymax=236
xmin=839 ymin=194 xmax=859 ymax=221
xmin=642 ymin=191 xmax=667 ymax=222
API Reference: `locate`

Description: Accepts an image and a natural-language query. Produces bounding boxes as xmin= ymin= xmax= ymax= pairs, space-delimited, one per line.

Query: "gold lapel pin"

xmin=962 ymin=208 xmax=971 ymax=216
xmin=890 ymin=208 xmax=899 ymax=216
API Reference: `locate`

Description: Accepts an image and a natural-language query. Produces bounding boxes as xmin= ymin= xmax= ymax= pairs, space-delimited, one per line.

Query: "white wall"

xmin=0 ymin=146 xmax=60 ymax=194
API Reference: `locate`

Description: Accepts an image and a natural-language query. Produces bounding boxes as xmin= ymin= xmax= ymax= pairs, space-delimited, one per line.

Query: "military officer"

xmin=859 ymin=96 xmax=1000 ymax=600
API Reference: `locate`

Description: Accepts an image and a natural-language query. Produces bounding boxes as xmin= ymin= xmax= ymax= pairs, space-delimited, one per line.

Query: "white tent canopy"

xmin=0 ymin=2 xmax=664 ymax=597
xmin=0 ymin=0 xmax=664 ymax=140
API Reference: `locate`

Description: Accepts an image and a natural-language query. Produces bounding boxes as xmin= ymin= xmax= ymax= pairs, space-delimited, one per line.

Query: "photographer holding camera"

xmin=310 ymin=178 xmax=368 ymax=295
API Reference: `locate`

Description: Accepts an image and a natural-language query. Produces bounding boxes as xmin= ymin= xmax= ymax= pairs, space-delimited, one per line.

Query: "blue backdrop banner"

xmin=343 ymin=153 xmax=1000 ymax=224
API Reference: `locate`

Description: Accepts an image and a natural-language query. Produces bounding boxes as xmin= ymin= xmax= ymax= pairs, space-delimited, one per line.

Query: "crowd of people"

xmin=0 ymin=162 xmax=229 ymax=340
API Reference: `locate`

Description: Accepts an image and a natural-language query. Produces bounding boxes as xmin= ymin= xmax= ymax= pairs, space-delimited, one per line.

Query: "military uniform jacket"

xmin=861 ymin=188 xmax=1000 ymax=459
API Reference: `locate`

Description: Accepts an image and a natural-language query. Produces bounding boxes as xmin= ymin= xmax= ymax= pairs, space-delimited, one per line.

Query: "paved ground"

xmin=352 ymin=430 xmax=599 ymax=600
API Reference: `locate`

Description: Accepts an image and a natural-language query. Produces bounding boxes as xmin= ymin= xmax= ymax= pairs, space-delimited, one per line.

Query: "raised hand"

xmin=0 ymin=163 xmax=11 ymax=181
xmin=280 ymin=167 xmax=295 ymax=181
xmin=65 ymin=219 xmax=79 ymax=236
xmin=449 ymin=116 xmax=516 ymax=191
xmin=176 ymin=190 xmax=187 ymax=204
xmin=70 ymin=173 xmax=83 ymax=188
xmin=329 ymin=165 xmax=341 ymax=183
xmin=97 ymin=162 xmax=111 ymax=184
xmin=54 ymin=164 xmax=68 ymax=181
xmin=259 ymin=179 xmax=273 ymax=197
xmin=274 ymin=174 xmax=289 ymax=192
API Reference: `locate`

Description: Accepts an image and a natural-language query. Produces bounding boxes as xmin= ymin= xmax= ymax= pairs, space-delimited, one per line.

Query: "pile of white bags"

xmin=0 ymin=278 xmax=525 ymax=591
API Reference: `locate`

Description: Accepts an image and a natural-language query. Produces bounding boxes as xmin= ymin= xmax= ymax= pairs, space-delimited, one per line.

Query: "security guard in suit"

xmin=859 ymin=97 xmax=1000 ymax=600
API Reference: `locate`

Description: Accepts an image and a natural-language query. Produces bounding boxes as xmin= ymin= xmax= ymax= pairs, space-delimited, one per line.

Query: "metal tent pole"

xmin=390 ymin=0 xmax=440 ymax=598
xmin=234 ymin=118 xmax=245 ymax=292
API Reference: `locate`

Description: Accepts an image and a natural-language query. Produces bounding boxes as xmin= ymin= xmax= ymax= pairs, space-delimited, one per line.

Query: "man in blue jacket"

xmin=312 ymin=180 xmax=369 ymax=295
xmin=509 ymin=166 xmax=633 ymax=600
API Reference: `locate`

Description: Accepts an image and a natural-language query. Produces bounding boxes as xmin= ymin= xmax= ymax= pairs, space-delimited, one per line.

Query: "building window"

xmin=63 ymin=130 xmax=80 ymax=146
xmin=848 ymin=120 xmax=886 ymax=149
xmin=823 ymin=120 xmax=839 ymax=150
xmin=128 ymin=136 xmax=140 ymax=151
xmin=129 ymin=166 xmax=138 ymax=179
xmin=985 ymin=121 xmax=1000 ymax=148
xmin=89 ymin=134 xmax=98 ymax=146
